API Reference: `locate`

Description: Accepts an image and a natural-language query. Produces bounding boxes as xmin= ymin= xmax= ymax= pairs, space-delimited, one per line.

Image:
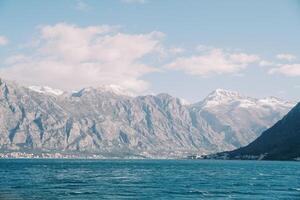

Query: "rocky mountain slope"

xmin=213 ymin=102 xmax=300 ymax=161
xmin=0 ymin=78 xmax=294 ymax=158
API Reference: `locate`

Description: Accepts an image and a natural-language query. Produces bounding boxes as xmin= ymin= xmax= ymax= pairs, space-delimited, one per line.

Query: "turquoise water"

xmin=0 ymin=159 xmax=299 ymax=199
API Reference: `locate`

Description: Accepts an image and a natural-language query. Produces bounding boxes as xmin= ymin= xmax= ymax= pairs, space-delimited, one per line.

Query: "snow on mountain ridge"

xmin=200 ymin=88 xmax=294 ymax=109
xmin=258 ymin=97 xmax=294 ymax=107
xmin=27 ymin=84 xmax=293 ymax=109
xmin=179 ymin=98 xmax=190 ymax=105
xmin=28 ymin=86 xmax=64 ymax=96
xmin=213 ymin=88 xmax=242 ymax=97
xmin=71 ymin=85 xmax=134 ymax=97
xmin=201 ymin=88 xmax=253 ymax=108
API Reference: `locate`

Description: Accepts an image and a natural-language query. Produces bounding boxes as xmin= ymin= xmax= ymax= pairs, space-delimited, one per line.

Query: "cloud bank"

xmin=269 ymin=64 xmax=300 ymax=77
xmin=276 ymin=53 xmax=296 ymax=62
xmin=165 ymin=48 xmax=260 ymax=76
xmin=0 ymin=23 xmax=163 ymax=93
xmin=1 ymin=23 xmax=298 ymax=93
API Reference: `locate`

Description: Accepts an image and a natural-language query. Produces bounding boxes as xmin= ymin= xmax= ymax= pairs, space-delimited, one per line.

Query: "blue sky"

xmin=0 ymin=0 xmax=300 ymax=102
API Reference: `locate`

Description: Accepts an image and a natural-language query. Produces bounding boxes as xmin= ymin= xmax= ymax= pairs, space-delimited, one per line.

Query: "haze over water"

xmin=0 ymin=159 xmax=299 ymax=199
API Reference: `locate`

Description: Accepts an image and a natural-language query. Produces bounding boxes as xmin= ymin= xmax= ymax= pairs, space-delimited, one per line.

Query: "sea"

xmin=0 ymin=159 xmax=299 ymax=199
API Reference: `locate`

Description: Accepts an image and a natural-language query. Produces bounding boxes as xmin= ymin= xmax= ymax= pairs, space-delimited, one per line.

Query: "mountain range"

xmin=0 ymin=78 xmax=294 ymax=158
xmin=212 ymin=102 xmax=300 ymax=161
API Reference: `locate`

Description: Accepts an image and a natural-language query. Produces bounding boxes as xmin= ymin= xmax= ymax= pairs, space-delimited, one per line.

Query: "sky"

xmin=0 ymin=0 xmax=300 ymax=102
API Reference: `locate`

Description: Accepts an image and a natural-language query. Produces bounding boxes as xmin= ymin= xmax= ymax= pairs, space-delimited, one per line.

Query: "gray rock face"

xmin=0 ymin=78 xmax=294 ymax=158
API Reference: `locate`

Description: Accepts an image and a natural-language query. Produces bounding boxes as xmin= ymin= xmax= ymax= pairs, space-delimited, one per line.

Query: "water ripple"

xmin=0 ymin=159 xmax=299 ymax=199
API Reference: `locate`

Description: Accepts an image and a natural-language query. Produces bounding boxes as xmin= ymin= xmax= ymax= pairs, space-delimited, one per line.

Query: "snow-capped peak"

xmin=201 ymin=88 xmax=247 ymax=107
xmin=96 ymin=85 xmax=134 ymax=96
xmin=210 ymin=88 xmax=243 ymax=99
xmin=28 ymin=86 xmax=64 ymax=96
xmin=72 ymin=85 xmax=134 ymax=97
xmin=199 ymin=88 xmax=294 ymax=109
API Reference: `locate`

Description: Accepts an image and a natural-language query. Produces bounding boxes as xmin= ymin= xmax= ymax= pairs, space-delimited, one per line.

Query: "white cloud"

xmin=75 ymin=0 xmax=90 ymax=11
xmin=0 ymin=23 xmax=164 ymax=93
xmin=269 ymin=64 xmax=300 ymax=77
xmin=0 ymin=35 xmax=8 ymax=46
xmin=165 ymin=48 xmax=260 ymax=76
xmin=276 ymin=53 xmax=296 ymax=61
xmin=121 ymin=0 xmax=146 ymax=4
xmin=258 ymin=60 xmax=274 ymax=67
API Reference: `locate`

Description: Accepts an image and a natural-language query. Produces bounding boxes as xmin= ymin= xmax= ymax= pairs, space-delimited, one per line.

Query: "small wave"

xmin=188 ymin=190 xmax=210 ymax=196
xmin=69 ymin=191 xmax=98 ymax=195
xmin=258 ymin=173 xmax=269 ymax=176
